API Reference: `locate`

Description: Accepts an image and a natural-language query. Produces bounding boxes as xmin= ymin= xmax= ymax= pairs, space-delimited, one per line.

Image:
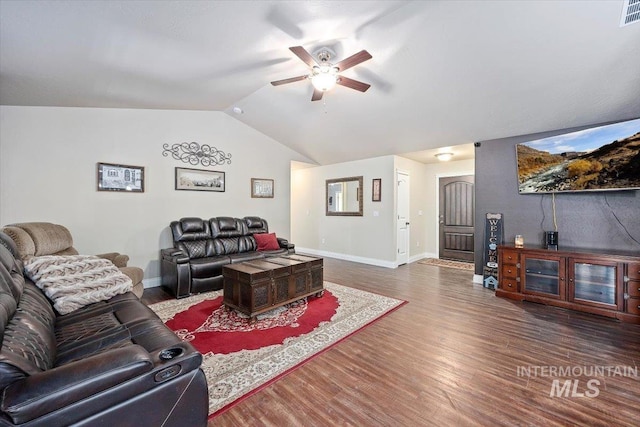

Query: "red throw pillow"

xmin=254 ymin=233 xmax=280 ymax=251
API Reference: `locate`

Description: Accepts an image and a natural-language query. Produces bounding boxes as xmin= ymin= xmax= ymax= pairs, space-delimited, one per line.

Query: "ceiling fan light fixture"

xmin=435 ymin=152 xmax=454 ymax=161
xmin=271 ymin=46 xmax=372 ymax=101
xmin=311 ymin=71 xmax=337 ymax=92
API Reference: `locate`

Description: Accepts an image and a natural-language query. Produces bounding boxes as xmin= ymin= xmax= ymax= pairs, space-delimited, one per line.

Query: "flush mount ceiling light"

xmin=435 ymin=152 xmax=454 ymax=161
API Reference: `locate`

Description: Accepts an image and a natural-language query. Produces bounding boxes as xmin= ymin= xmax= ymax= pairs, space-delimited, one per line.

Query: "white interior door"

xmin=397 ymin=171 xmax=410 ymax=265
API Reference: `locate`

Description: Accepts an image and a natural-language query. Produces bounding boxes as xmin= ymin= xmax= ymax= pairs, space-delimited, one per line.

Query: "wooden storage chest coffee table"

xmin=222 ymin=255 xmax=324 ymax=318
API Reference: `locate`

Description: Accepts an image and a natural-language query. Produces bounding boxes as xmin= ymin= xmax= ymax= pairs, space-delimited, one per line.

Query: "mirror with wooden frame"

xmin=326 ymin=176 xmax=363 ymax=216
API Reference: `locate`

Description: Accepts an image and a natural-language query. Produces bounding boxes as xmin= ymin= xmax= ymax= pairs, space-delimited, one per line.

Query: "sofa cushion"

xmin=180 ymin=218 xmax=207 ymax=233
xmin=217 ymin=217 xmax=237 ymax=231
xmin=244 ymin=216 xmax=268 ymax=234
xmin=171 ymin=218 xmax=211 ymax=242
xmin=228 ymin=251 xmax=265 ymax=263
xmin=14 ymin=223 xmax=78 ymax=257
xmin=210 ymin=217 xmax=244 ymax=238
xmin=262 ymin=248 xmax=289 ymax=257
xmin=0 ymin=282 xmax=56 ymax=386
xmin=1 ymin=227 xmax=36 ymax=260
xmin=177 ymin=239 xmax=214 ymax=259
xmin=254 ymin=233 xmax=280 ymax=251
xmin=213 ymin=237 xmax=240 ymax=255
xmin=189 ymin=256 xmax=229 ymax=279
xmin=0 ymin=246 xmax=24 ymax=302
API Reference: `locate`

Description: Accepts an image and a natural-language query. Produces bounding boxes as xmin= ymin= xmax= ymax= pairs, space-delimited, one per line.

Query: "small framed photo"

xmin=175 ymin=167 xmax=225 ymax=192
xmin=97 ymin=162 xmax=144 ymax=192
xmin=251 ymin=178 xmax=274 ymax=198
xmin=372 ymin=178 xmax=382 ymax=202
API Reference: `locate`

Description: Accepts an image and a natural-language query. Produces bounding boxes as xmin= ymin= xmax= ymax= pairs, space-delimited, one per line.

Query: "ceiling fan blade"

xmin=311 ymin=88 xmax=324 ymax=101
xmin=334 ymin=50 xmax=372 ymax=72
xmin=336 ymin=76 xmax=371 ymax=92
xmin=289 ymin=46 xmax=317 ymax=68
xmin=271 ymin=75 xmax=308 ymax=86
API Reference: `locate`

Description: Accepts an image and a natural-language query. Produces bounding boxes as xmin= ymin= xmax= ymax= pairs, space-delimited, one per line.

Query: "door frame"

xmin=435 ymin=171 xmax=475 ymax=259
xmin=396 ymin=169 xmax=410 ymax=267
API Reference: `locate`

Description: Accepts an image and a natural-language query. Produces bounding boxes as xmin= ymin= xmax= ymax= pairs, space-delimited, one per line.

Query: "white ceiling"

xmin=1 ymin=1 xmax=639 ymax=166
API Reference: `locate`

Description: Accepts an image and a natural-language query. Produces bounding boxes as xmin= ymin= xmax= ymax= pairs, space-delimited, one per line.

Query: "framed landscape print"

xmin=251 ymin=178 xmax=274 ymax=198
xmin=175 ymin=167 xmax=225 ymax=192
xmin=97 ymin=162 xmax=144 ymax=192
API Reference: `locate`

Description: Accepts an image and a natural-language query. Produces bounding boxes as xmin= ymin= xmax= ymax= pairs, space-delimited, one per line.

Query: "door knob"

xmin=406 ymin=222 xmax=410 ymax=226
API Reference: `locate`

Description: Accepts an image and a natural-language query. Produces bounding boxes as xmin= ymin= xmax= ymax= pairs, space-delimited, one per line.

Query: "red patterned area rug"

xmin=150 ymin=281 xmax=406 ymax=419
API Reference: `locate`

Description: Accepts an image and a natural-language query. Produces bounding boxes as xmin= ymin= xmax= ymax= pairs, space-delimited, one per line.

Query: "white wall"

xmin=291 ymin=156 xmax=475 ymax=267
xmin=291 ymin=156 xmax=396 ymax=267
xmin=0 ymin=106 xmax=310 ymax=285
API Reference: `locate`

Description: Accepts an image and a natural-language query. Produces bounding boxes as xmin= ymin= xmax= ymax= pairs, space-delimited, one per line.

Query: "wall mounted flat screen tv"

xmin=516 ymin=118 xmax=640 ymax=194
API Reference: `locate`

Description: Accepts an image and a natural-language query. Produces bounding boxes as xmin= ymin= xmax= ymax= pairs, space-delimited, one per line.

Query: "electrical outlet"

xmin=416 ymin=241 xmax=420 ymax=247
xmin=321 ymin=238 xmax=325 ymax=244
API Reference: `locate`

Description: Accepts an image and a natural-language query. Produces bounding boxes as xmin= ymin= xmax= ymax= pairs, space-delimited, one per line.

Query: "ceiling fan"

xmin=271 ymin=46 xmax=372 ymax=101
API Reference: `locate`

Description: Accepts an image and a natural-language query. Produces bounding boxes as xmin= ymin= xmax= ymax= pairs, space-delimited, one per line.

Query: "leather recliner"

xmin=0 ymin=232 xmax=208 ymax=426
xmin=0 ymin=222 xmax=145 ymax=298
xmin=160 ymin=216 xmax=295 ymax=298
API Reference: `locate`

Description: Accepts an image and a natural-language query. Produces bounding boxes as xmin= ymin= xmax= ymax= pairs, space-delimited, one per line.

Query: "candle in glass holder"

xmin=515 ymin=235 xmax=524 ymax=247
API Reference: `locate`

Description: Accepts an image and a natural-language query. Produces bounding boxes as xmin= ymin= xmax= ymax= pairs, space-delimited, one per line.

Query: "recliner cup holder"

xmin=159 ymin=347 xmax=184 ymax=361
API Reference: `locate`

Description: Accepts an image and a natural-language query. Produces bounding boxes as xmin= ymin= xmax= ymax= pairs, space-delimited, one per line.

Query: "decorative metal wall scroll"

xmin=162 ymin=142 xmax=232 ymax=167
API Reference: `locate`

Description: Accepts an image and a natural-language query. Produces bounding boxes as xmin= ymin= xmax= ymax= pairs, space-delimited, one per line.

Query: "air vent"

xmin=620 ymin=0 xmax=640 ymax=26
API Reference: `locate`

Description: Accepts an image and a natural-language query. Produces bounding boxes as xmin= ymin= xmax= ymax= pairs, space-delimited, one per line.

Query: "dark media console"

xmin=497 ymin=244 xmax=640 ymax=324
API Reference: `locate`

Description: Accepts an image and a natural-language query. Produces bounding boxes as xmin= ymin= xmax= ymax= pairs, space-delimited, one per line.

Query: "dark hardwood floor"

xmin=143 ymin=258 xmax=640 ymax=426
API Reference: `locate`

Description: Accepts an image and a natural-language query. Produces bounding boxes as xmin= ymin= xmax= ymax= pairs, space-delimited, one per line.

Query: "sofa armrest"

xmin=2 ymin=346 xmax=153 ymax=425
xmin=161 ymin=248 xmax=189 ymax=263
xmin=277 ymin=238 xmax=295 ymax=251
xmin=161 ymin=250 xmax=192 ymax=298
xmin=96 ymin=252 xmax=130 ymax=268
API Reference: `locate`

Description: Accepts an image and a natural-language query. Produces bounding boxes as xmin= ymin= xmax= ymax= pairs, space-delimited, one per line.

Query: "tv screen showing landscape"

xmin=516 ymin=118 xmax=640 ymax=194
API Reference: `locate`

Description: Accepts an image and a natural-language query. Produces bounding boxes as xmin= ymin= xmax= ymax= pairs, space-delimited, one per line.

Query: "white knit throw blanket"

xmin=24 ymin=255 xmax=132 ymax=315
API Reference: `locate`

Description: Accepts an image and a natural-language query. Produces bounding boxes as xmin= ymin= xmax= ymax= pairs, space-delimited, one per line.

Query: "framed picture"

xmin=175 ymin=167 xmax=225 ymax=192
xmin=97 ymin=162 xmax=144 ymax=192
xmin=372 ymin=178 xmax=382 ymax=202
xmin=251 ymin=178 xmax=274 ymax=198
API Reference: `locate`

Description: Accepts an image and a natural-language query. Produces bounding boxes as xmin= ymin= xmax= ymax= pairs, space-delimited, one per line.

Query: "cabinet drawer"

xmin=501 ymin=278 xmax=519 ymax=292
xmin=628 ymin=263 xmax=640 ymax=281
xmin=628 ymin=280 xmax=640 ymax=298
xmin=626 ymin=297 xmax=640 ymax=315
xmin=501 ymin=264 xmax=518 ymax=279
xmin=502 ymin=250 xmax=519 ymax=264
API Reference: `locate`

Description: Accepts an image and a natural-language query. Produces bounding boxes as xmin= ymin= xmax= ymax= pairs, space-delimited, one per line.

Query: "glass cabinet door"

xmin=569 ymin=259 xmax=619 ymax=309
xmin=522 ymin=255 xmax=565 ymax=299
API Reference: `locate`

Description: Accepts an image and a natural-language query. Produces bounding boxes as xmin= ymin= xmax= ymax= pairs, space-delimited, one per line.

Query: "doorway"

xmin=438 ymin=175 xmax=474 ymax=262
xmin=397 ymin=170 xmax=410 ymax=266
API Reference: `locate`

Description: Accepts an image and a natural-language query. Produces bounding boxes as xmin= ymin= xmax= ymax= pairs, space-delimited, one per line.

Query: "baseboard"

xmin=143 ymin=258 xmax=481 ymax=285
xmin=408 ymin=252 xmax=437 ymax=264
xmin=296 ymin=247 xmax=398 ymax=268
xmin=143 ymin=277 xmax=162 ymax=289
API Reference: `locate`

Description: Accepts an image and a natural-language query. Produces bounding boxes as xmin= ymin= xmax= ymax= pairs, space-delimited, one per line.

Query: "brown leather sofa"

xmin=0 ymin=232 xmax=208 ymax=426
xmin=1 ymin=222 xmax=145 ymax=298
xmin=161 ymin=216 xmax=295 ymax=298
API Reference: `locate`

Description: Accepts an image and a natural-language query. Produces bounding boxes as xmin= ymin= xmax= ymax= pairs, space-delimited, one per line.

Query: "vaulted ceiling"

xmin=1 ymin=1 xmax=639 ymax=165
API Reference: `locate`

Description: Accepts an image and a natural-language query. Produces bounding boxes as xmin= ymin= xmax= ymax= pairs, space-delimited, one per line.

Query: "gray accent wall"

xmin=474 ymin=124 xmax=640 ymax=275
